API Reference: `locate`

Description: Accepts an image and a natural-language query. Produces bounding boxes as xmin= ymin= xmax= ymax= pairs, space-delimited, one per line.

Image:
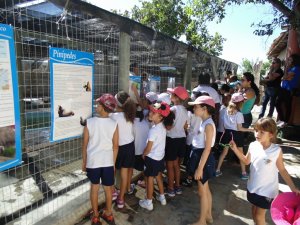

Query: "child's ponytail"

xmin=116 ymin=91 xmax=136 ymax=123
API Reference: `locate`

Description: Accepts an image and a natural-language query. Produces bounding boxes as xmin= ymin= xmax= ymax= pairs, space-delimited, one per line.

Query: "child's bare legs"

xmin=90 ymin=184 xmax=100 ymax=217
xmin=119 ymin=168 xmax=128 ymax=201
xmin=254 ymin=206 xmax=266 ymax=225
xmin=127 ymin=168 xmax=133 ymax=192
xmin=238 ymin=147 xmax=246 ymax=174
xmin=252 ymin=205 xmax=257 ymax=224
xmin=206 ymin=184 xmax=213 ymax=222
xmin=174 ymin=158 xmax=181 ymax=187
xmin=192 ymin=181 xmax=210 ymax=225
xmin=167 ymin=161 xmax=175 ymax=190
xmin=103 ymin=185 xmax=113 ymax=215
xmin=156 ymin=172 xmax=164 ymax=195
xmin=216 ymin=147 xmax=229 ymax=171
xmin=146 ymin=176 xmax=154 ymax=200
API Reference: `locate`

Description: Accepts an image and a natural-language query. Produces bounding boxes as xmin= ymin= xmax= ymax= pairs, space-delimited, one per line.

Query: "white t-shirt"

xmin=167 ymin=105 xmax=188 ymax=138
xmin=223 ymin=110 xmax=244 ymax=131
xmin=247 ymin=141 xmax=281 ymax=198
xmin=217 ymin=107 xmax=226 ymax=132
xmin=110 ymin=112 xmax=134 ymax=146
xmin=186 ymin=111 xmax=201 ymax=145
xmin=133 ymin=118 xmax=150 ymax=155
xmin=86 ymin=117 xmax=117 ymax=168
xmin=147 ymin=122 xmax=166 ymax=160
xmin=192 ymin=117 xmax=216 ymax=149
xmin=191 ymin=85 xmax=221 ymax=104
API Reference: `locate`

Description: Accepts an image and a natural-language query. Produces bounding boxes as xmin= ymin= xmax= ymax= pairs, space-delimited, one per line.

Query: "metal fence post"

xmin=184 ymin=46 xmax=193 ymax=91
xmin=118 ymin=31 xmax=130 ymax=91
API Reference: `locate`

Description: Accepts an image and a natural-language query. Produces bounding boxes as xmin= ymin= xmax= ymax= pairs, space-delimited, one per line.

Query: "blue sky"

xmin=89 ymin=0 xmax=282 ymax=66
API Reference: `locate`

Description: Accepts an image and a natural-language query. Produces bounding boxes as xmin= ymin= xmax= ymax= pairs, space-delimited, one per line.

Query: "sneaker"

xmin=167 ymin=189 xmax=176 ymax=197
xmin=91 ymin=216 xmax=102 ymax=225
xmin=112 ymin=190 xmax=119 ymax=201
xmin=241 ymin=173 xmax=249 ymax=180
xmin=174 ymin=186 xmax=183 ymax=195
xmin=215 ymin=170 xmax=222 ymax=177
xmin=99 ymin=210 xmax=114 ymax=224
xmin=139 ymin=199 xmax=153 ymax=211
xmin=156 ymin=194 xmax=167 ymax=206
xmin=116 ymin=198 xmax=125 ymax=209
xmin=182 ymin=178 xmax=193 ymax=187
xmin=127 ymin=183 xmax=135 ymax=195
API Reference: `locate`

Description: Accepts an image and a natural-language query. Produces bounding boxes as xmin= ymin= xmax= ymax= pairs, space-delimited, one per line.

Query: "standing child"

xmin=165 ymin=86 xmax=189 ymax=196
xmin=139 ymin=101 xmax=174 ymax=210
xmin=128 ymin=106 xmax=150 ymax=192
xmin=188 ymin=96 xmax=216 ymax=225
xmin=230 ymin=118 xmax=300 ymax=225
xmin=82 ymin=94 xmax=119 ymax=225
xmin=111 ymin=91 xmax=136 ymax=209
xmin=216 ymin=92 xmax=253 ymax=179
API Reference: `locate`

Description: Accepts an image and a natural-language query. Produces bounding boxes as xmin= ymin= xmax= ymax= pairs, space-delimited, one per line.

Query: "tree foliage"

xmin=118 ymin=0 xmax=226 ymax=56
xmin=240 ymin=58 xmax=271 ymax=76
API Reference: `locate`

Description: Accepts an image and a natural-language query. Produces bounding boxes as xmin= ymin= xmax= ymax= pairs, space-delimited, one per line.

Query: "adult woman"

xmin=276 ymin=54 xmax=300 ymax=125
xmin=241 ymin=72 xmax=260 ymax=129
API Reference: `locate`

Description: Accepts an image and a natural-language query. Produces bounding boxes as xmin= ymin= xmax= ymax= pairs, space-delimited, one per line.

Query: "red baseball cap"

xmin=96 ymin=94 xmax=117 ymax=111
xmin=188 ymin=96 xmax=215 ymax=108
xmin=167 ymin=86 xmax=189 ymax=100
xmin=149 ymin=102 xmax=170 ymax=117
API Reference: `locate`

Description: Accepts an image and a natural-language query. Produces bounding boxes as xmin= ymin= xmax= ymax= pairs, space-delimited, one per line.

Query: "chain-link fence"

xmin=0 ymin=1 xmax=238 ymax=224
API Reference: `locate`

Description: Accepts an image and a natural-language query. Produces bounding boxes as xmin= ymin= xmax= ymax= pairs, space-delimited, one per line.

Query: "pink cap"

xmin=231 ymin=92 xmax=246 ymax=103
xmin=271 ymin=192 xmax=300 ymax=225
xmin=167 ymin=86 xmax=189 ymax=100
xmin=188 ymin=96 xmax=215 ymax=108
xmin=96 ymin=94 xmax=117 ymax=111
xmin=149 ymin=102 xmax=170 ymax=117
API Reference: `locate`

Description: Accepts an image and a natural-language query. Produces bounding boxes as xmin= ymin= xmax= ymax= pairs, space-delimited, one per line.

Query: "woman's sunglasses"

xmin=219 ymin=132 xmax=233 ymax=147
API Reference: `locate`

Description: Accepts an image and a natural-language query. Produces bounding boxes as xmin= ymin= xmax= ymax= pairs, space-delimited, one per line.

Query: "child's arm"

xmin=142 ymin=141 xmax=154 ymax=159
xmin=276 ymin=150 xmax=300 ymax=194
xmin=237 ymin=123 xmax=254 ymax=132
xmin=229 ymin=140 xmax=251 ymax=165
xmin=82 ymin=126 xmax=89 ymax=172
xmin=112 ymin=125 xmax=119 ymax=170
xmin=194 ymin=124 xmax=213 ymax=180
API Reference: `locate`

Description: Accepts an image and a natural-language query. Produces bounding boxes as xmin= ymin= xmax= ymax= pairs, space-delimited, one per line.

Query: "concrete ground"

xmin=79 ymin=140 xmax=300 ymax=225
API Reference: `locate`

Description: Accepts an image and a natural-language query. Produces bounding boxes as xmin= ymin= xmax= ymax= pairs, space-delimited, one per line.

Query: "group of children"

xmin=82 ymin=82 xmax=299 ymax=225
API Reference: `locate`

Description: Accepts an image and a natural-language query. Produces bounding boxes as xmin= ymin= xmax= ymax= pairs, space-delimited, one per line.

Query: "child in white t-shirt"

xmin=216 ymin=92 xmax=253 ymax=179
xmin=230 ymin=118 xmax=300 ymax=225
xmin=82 ymin=94 xmax=118 ymax=225
xmin=127 ymin=107 xmax=150 ymax=192
xmin=165 ymin=86 xmax=189 ymax=196
xmin=110 ymin=91 xmax=136 ymax=209
xmin=139 ymin=101 xmax=174 ymax=211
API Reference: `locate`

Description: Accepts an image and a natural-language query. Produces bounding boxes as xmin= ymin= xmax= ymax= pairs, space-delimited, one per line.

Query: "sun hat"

xmin=149 ymin=102 xmax=170 ymax=117
xmin=188 ymin=95 xmax=215 ymax=108
xmin=271 ymin=192 xmax=300 ymax=225
xmin=231 ymin=92 xmax=246 ymax=103
xmin=145 ymin=92 xmax=158 ymax=103
xmin=96 ymin=94 xmax=117 ymax=111
xmin=157 ymin=93 xmax=171 ymax=105
xmin=167 ymin=86 xmax=189 ymax=100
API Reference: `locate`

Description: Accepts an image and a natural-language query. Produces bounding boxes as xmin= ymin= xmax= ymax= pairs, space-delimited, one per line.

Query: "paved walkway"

xmin=80 ymin=140 xmax=300 ymax=225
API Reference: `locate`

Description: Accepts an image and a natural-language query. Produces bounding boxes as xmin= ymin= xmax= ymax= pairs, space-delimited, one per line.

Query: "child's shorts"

xmin=220 ymin=129 xmax=244 ymax=148
xmin=188 ymin=147 xmax=215 ymax=184
xmin=247 ymin=189 xmax=273 ymax=209
xmin=134 ymin=155 xmax=144 ymax=172
xmin=165 ymin=137 xmax=186 ymax=161
xmin=144 ymin=156 xmax=165 ymax=177
xmin=86 ymin=166 xmax=114 ymax=186
xmin=115 ymin=142 xmax=135 ymax=169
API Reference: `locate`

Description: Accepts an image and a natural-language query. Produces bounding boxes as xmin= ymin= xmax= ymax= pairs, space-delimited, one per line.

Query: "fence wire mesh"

xmin=0 ymin=0 xmax=238 ymax=224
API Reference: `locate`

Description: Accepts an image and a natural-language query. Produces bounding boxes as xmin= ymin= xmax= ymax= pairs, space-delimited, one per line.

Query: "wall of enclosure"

xmin=0 ymin=0 xmax=238 ymax=224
